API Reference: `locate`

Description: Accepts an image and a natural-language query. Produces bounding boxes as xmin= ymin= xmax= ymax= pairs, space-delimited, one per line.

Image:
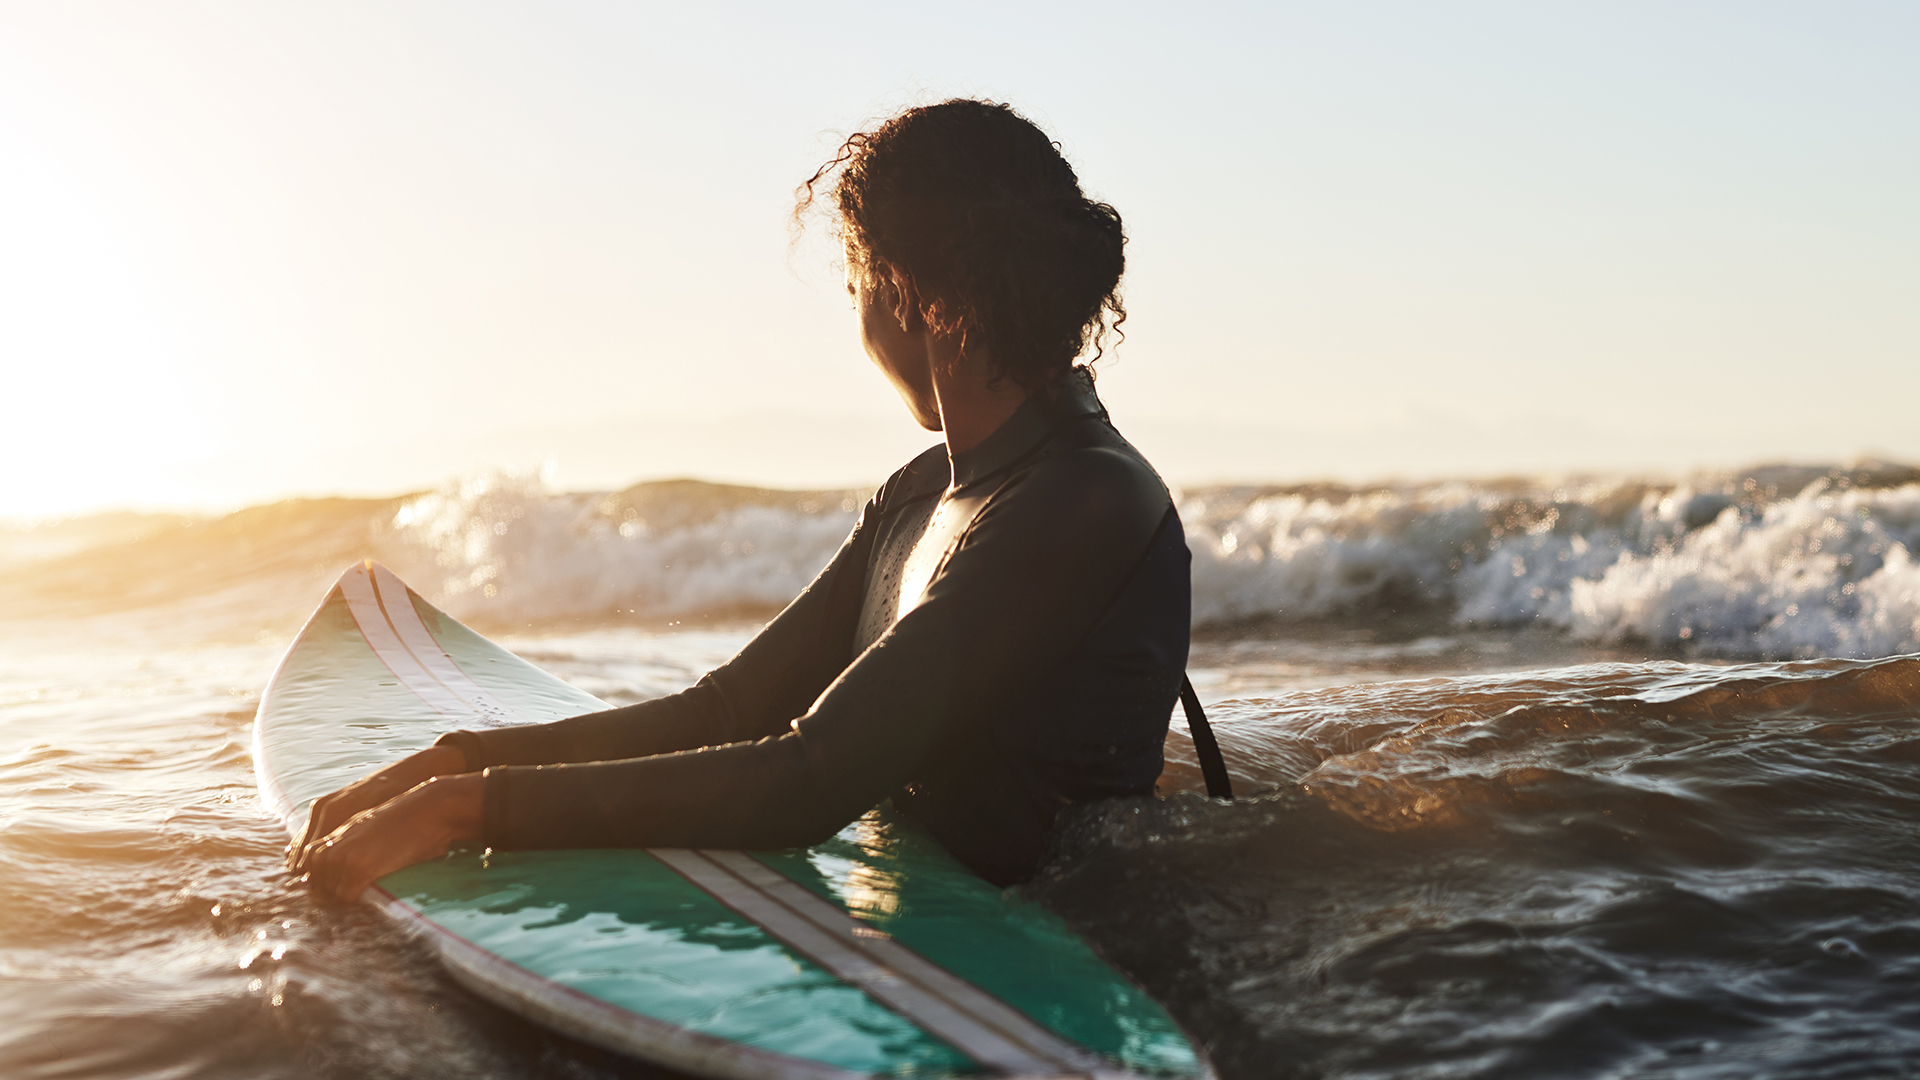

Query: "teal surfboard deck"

xmin=253 ymin=562 xmax=1212 ymax=1080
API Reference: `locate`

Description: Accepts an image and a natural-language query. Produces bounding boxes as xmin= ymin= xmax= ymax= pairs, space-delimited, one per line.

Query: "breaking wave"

xmin=6 ymin=461 xmax=1918 ymax=658
xmin=1183 ymin=462 xmax=1920 ymax=658
xmin=378 ymin=474 xmax=864 ymax=624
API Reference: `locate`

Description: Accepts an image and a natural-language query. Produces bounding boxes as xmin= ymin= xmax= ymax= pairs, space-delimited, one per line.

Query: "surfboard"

xmin=254 ymin=561 xmax=1213 ymax=1080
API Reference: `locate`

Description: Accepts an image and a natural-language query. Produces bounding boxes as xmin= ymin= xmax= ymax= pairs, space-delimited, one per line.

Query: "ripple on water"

xmin=4 ymin=624 xmax=1918 ymax=1078
xmin=1037 ymin=655 xmax=1920 ymax=1078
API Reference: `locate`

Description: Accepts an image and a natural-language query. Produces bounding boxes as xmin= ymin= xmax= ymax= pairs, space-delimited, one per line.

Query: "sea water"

xmin=2 ymin=463 xmax=1918 ymax=1078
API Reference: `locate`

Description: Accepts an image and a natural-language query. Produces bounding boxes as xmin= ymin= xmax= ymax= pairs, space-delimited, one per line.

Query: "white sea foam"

xmin=379 ymin=472 xmax=860 ymax=624
xmin=386 ymin=467 xmax=1920 ymax=657
xmin=1181 ymin=484 xmax=1489 ymax=624
xmin=1561 ymin=482 xmax=1920 ymax=658
xmin=10 ymin=463 xmax=1916 ymax=658
xmin=1181 ymin=473 xmax=1920 ymax=658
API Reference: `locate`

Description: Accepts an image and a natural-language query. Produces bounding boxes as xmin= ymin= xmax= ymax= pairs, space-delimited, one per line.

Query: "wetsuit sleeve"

xmin=477 ymin=448 xmax=1169 ymax=851
xmin=435 ymin=512 xmax=873 ymax=770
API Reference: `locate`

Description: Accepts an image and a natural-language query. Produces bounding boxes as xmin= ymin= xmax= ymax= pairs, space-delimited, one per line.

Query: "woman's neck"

xmin=927 ymin=337 xmax=1030 ymax=455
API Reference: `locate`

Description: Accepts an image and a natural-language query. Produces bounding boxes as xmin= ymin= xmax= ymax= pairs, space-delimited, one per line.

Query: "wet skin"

xmin=290 ymin=744 xmax=480 ymax=902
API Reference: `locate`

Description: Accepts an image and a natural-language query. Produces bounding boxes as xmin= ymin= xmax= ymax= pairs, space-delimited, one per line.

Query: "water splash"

xmin=5 ymin=462 xmax=1918 ymax=657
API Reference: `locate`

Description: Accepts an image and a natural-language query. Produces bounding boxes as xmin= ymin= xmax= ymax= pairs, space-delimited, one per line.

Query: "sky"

xmin=1 ymin=1 xmax=1915 ymax=520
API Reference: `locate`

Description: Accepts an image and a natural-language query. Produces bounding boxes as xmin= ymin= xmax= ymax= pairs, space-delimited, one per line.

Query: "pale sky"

xmin=2 ymin=1 xmax=1915 ymax=519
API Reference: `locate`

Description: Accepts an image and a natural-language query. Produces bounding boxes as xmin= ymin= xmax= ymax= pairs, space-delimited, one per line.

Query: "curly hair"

xmin=796 ymin=99 xmax=1126 ymax=391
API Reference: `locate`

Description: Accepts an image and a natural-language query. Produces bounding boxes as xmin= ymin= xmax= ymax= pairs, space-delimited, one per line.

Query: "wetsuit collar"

xmin=948 ymin=368 xmax=1105 ymax=490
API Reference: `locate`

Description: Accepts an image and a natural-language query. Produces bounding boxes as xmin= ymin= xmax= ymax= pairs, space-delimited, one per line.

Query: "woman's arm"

xmin=292 ymin=502 xmax=876 ymax=877
xmin=301 ymin=449 xmax=1167 ymax=896
xmin=469 ymin=450 xmax=1170 ymax=850
xmin=432 ymin=509 xmax=876 ymax=769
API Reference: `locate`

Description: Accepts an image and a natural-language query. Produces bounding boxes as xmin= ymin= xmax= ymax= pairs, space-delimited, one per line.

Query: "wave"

xmin=5 ymin=462 xmax=1919 ymax=658
xmin=1184 ymin=461 xmax=1920 ymax=659
xmin=378 ymin=474 xmax=864 ymax=624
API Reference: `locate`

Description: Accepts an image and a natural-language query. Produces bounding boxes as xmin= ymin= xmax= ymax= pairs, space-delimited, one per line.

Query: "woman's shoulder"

xmin=868 ymin=443 xmax=950 ymax=515
xmin=1025 ymin=373 xmax=1172 ymax=518
xmin=1000 ymin=428 xmax=1173 ymax=540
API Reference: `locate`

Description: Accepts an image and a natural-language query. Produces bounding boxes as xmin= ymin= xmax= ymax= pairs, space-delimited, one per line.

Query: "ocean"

xmin=3 ymin=461 xmax=1919 ymax=1078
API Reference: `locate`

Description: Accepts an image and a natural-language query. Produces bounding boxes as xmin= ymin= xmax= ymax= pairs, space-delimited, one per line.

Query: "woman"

xmin=294 ymin=99 xmax=1191 ymax=898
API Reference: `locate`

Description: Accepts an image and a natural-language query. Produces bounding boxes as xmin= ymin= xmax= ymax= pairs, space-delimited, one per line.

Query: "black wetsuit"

xmin=437 ymin=371 xmax=1190 ymax=885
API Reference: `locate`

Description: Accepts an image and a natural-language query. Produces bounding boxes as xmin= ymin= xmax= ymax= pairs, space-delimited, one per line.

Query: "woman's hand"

xmin=297 ymin=772 xmax=485 ymax=904
xmin=287 ymin=743 xmax=470 ymax=872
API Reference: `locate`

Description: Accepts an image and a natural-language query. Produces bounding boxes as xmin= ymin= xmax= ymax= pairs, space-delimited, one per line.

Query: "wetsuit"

xmin=436 ymin=370 xmax=1190 ymax=885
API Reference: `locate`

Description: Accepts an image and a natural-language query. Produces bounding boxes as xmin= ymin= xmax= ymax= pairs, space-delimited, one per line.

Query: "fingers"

xmin=298 ymin=822 xmax=419 ymax=905
xmin=298 ymin=836 xmax=365 ymax=904
xmin=295 ymin=798 xmax=375 ymax=875
xmin=290 ymin=802 xmax=343 ymax=874
xmin=294 ymin=795 xmax=415 ymax=902
xmin=291 ymin=769 xmax=483 ymax=905
xmin=297 ymin=810 xmax=382 ymax=903
xmin=284 ymin=746 xmax=473 ymax=873
xmin=292 ymin=835 xmax=325 ymax=876
xmin=291 ymin=793 xmax=365 ymax=875
xmin=288 ymin=779 xmax=393 ymax=872
xmin=287 ymin=793 xmax=338 ymax=871
xmin=298 ymin=836 xmax=332 ymax=895
xmin=292 ymin=825 xmax=327 ymax=877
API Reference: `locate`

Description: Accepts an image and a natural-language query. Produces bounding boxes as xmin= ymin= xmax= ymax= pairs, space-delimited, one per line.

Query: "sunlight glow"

xmin=0 ymin=107 xmax=212 ymax=516
xmin=0 ymin=3 xmax=1914 ymax=520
